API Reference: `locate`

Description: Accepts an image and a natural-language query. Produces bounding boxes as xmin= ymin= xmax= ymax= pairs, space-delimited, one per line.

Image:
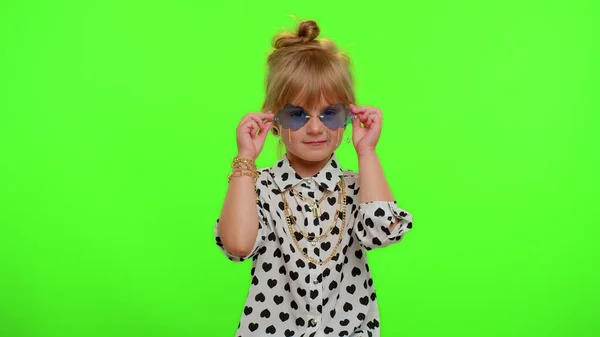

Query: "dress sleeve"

xmin=213 ymin=197 xmax=272 ymax=262
xmin=354 ymin=200 xmax=413 ymax=250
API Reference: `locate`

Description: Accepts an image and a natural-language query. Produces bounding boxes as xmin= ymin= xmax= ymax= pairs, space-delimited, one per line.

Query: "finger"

xmin=259 ymin=122 xmax=273 ymax=135
xmin=252 ymin=111 xmax=274 ymax=118
xmin=358 ymin=108 xmax=378 ymax=116
xmin=247 ymin=122 xmax=258 ymax=138
xmin=354 ymin=106 xmax=372 ymax=114
xmin=243 ymin=120 xmax=260 ymax=138
xmin=358 ymin=111 xmax=372 ymax=124
xmin=257 ymin=121 xmax=273 ymax=139
xmin=364 ymin=116 xmax=372 ymax=129
xmin=238 ymin=113 xmax=254 ymax=126
xmin=355 ymin=106 xmax=379 ymax=117
xmin=354 ymin=107 xmax=373 ymax=119
xmin=238 ymin=111 xmax=274 ymax=127
xmin=349 ymin=104 xmax=373 ymax=111
xmin=240 ymin=112 xmax=272 ymax=124
xmin=361 ymin=108 xmax=382 ymax=124
xmin=366 ymin=108 xmax=382 ymax=121
xmin=350 ymin=105 xmax=366 ymax=115
xmin=351 ymin=111 xmax=362 ymax=129
xmin=351 ymin=114 xmax=363 ymax=140
xmin=261 ymin=110 xmax=275 ymax=122
xmin=247 ymin=115 xmax=267 ymax=131
xmin=254 ymin=112 xmax=275 ymax=126
xmin=367 ymin=115 xmax=373 ymax=129
xmin=367 ymin=113 xmax=380 ymax=129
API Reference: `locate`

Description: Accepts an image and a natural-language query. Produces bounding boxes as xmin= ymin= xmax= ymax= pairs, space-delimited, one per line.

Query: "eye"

xmin=322 ymin=108 xmax=338 ymax=116
xmin=288 ymin=108 xmax=306 ymax=118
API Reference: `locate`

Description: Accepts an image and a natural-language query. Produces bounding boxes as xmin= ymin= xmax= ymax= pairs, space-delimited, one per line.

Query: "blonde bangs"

xmin=263 ymin=49 xmax=354 ymax=114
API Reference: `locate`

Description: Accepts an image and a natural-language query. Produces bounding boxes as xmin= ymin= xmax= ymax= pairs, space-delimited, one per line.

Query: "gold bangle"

xmin=232 ymin=156 xmax=256 ymax=169
xmin=227 ymin=169 xmax=258 ymax=183
xmin=232 ymin=165 xmax=255 ymax=171
xmin=232 ymin=162 xmax=254 ymax=171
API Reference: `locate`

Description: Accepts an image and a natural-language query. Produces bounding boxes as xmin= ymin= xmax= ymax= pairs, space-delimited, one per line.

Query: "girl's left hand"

xmin=349 ymin=104 xmax=383 ymax=155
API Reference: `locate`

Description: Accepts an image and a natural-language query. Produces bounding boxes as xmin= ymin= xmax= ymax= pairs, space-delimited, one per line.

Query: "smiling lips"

xmin=304 ymin=140 xmax=327 ymax=146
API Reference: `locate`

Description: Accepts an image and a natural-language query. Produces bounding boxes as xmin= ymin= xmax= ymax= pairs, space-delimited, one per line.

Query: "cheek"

xmin=284 ymin=129 xmax=302 ymax=145
xmin=330 ymin=129 xmax=342 ymax=140
xmin=290 ymin=129 xmax=302 ymax=139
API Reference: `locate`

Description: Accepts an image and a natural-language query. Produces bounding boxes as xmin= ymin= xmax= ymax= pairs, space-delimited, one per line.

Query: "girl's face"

xmin=274 ymin=97 xmax=352 ymax=163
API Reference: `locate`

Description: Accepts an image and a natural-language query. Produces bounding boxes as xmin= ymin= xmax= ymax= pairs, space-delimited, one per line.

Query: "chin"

xmin=293 ymin=146 xmax=335 ymax=162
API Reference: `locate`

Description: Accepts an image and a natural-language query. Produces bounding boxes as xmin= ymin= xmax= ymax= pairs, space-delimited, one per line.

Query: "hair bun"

xmin=273 ymin=20 xmax=320 ymax=49
xmin=297 ymin=20 xmax=319 ymax=41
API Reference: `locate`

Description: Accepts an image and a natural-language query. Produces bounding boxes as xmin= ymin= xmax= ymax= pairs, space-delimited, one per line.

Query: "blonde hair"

xmin=261 ymin=20 xmax=356 ymax=137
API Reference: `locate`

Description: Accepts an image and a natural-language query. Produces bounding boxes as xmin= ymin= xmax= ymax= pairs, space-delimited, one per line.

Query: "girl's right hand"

xmin=236 ymin=111 xmax=275 ymax=160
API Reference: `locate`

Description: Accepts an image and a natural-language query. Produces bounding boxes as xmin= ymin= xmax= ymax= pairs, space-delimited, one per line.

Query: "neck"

xmin=286 ymin=153 xmax=332 ymax=177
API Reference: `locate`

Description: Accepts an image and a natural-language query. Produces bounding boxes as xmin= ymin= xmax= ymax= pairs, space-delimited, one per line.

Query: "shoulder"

xmin=254 ymin=167 xmax=278 ymax=200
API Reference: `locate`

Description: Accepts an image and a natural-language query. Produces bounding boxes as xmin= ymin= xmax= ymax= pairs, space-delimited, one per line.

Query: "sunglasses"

xmin=274 ymin=103 xmax=355 ymax=131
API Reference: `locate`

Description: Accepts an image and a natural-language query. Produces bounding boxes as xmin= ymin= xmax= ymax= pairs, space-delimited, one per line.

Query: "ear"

xmin=271 ymin=126 xmax=281 ymax=136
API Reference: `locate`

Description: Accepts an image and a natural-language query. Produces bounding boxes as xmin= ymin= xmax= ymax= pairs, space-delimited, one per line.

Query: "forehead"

xmin=290 ymin=91 xmax=341 ymax=111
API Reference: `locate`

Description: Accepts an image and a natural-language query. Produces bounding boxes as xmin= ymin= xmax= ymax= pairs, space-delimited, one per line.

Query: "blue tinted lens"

xmin=321 ymin=104 xmax=350 ymax=129
xmin=275 ymin=105 xmax=308 ymax=130
xmin=275 ymin=103 xmax=351 ymax=130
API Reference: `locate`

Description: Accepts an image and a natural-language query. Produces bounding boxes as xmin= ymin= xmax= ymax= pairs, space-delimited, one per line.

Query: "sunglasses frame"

xmin=273 ymin=103 xmax=357 ymax=131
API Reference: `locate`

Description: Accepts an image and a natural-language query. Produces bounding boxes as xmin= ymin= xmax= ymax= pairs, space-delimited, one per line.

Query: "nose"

xmin=306 ymin=115 xmax=324 ymax=134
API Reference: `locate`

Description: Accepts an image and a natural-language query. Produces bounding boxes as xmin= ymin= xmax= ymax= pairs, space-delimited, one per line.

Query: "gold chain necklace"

xmin=287 ymin=184 xmax=341 ymax=243
xmin=281 ymin=178 xmax=347 ymax=266
xmin=290 ymin=187 xmax=330 ymax=218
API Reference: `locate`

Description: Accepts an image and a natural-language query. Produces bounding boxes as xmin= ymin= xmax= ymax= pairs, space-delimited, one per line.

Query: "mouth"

xmin=303 ymin=140 xmax=328 ymax=146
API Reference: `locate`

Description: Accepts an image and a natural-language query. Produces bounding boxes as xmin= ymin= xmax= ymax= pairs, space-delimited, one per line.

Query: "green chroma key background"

xmin=1 ymin=1 xmax=598 ymax=336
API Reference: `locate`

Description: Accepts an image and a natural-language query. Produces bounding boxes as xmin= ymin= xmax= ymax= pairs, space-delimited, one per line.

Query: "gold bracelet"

xmin=232 ymin=156 xmax=256 ymax=169
xmin=228 ymin=157 xmax=260 ymax=204
xmin=227 ymin=169 xmax=259 ymax=183
xmin=228 ymin=156 xmax=259 ymax=183
xmin=232 ymin=162 xmax=254 ymax=171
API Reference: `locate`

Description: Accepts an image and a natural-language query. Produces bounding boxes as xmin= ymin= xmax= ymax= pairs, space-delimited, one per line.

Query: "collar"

xmin=269 ymin=153 xmax=343 ymax=193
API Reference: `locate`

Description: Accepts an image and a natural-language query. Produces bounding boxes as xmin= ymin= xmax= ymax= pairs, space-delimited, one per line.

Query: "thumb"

xmin=351 ymin=113 xmax=362 ymax=130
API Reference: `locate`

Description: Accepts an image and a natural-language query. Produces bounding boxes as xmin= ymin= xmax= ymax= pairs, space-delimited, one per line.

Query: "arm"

xmin=215 ymin=112 xmax=274 ymax=261
xmin=353 ymin=151 xmax=413 ymax=250
xmin=216 ymin=167 xmax=261 ymax=258
xmin=357 ymin=150 xmax=398 ymax=229
xmin=349 ymin=104 xmax=413 ymax=250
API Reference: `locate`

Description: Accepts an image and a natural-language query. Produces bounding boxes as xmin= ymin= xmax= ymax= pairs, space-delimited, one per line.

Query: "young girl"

xmin=214 ymin=20 xmax=413 ymax=337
